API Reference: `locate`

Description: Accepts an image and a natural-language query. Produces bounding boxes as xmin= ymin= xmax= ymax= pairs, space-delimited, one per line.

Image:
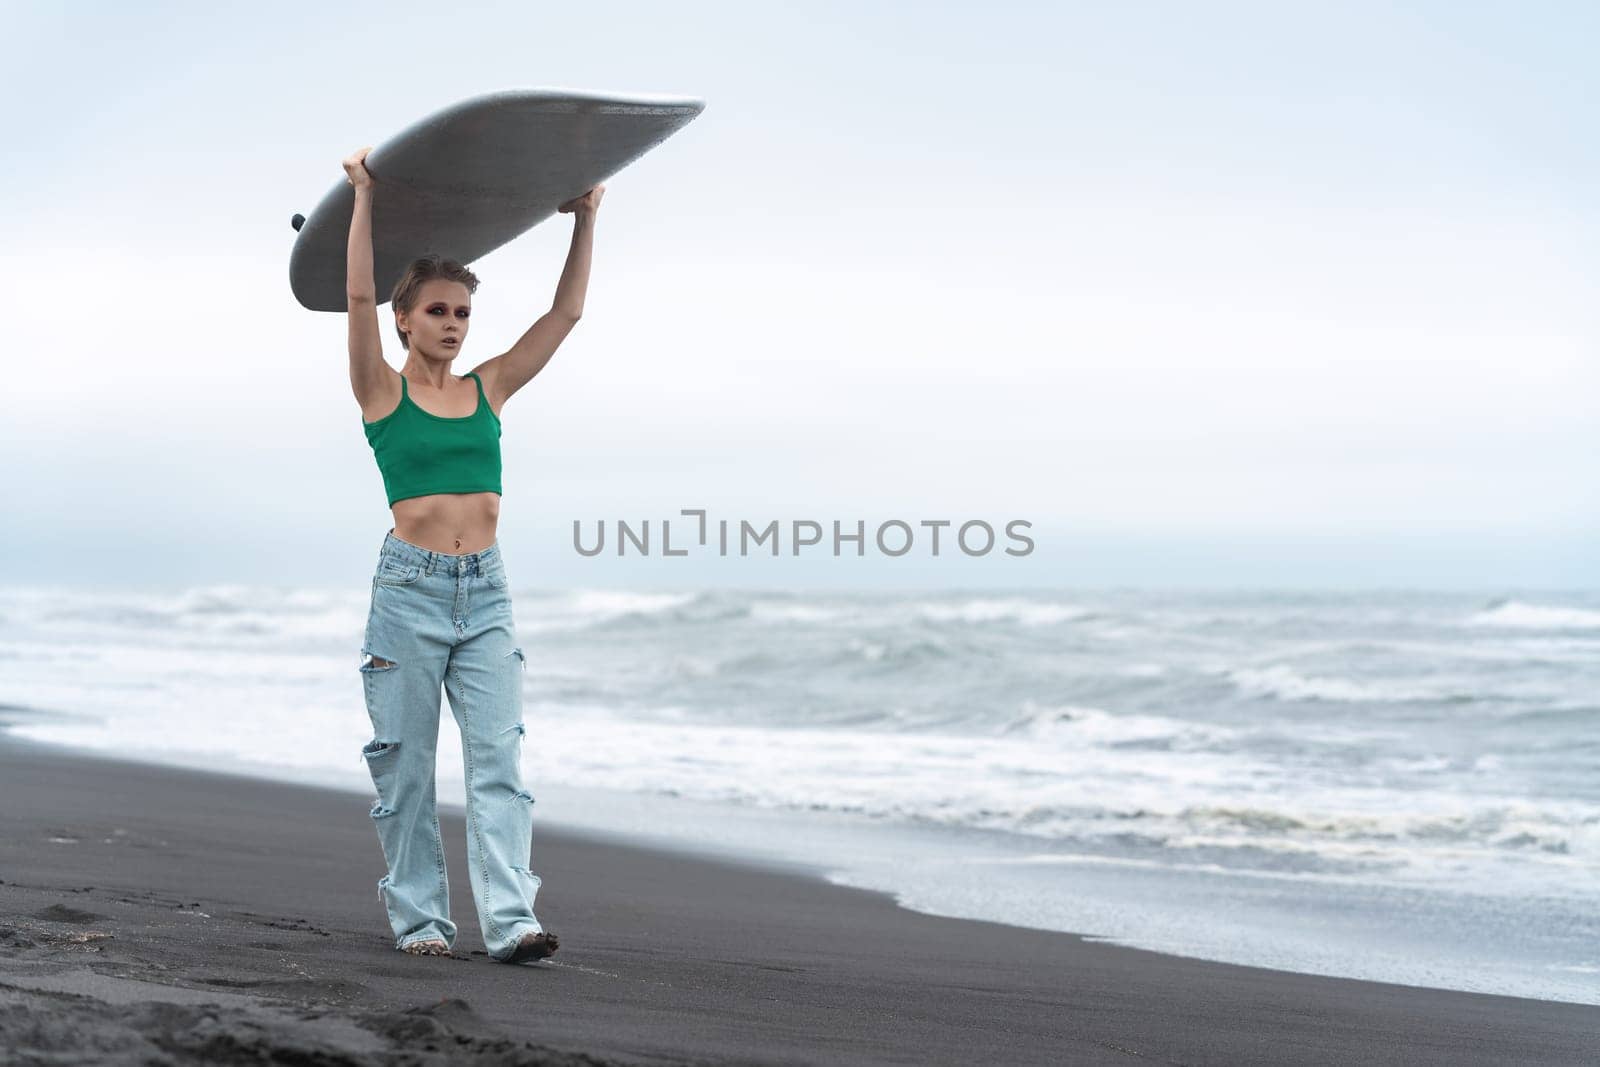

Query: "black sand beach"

xmin=1 ymin=733 xmax=1595 ymax=1066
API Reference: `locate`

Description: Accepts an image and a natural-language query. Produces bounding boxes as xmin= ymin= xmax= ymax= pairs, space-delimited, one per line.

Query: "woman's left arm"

xmin=473 ymin=185 xmax=604 ymax=408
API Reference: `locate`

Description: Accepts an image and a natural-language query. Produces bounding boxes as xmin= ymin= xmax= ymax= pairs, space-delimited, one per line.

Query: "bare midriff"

xmin=365 ymin=372 xmax=504 ymax=555
xmin=391 ymin=493 xmax=500 ymax=555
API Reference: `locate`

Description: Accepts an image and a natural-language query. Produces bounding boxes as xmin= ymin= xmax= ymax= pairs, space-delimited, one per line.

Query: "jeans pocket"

xmin=484 ymin=561 xmax=509 ymax=589
xmin=375 ymin=559 xmax=422 ymax=586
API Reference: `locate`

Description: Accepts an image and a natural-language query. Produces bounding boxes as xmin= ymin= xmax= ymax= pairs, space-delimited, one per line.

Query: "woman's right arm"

xmin=343 ymin=148 xmax=392 ymax=412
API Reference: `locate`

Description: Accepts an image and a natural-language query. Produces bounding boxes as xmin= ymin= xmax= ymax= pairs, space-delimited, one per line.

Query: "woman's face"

xmin=399 ymin=279 xmax=471 ymax=356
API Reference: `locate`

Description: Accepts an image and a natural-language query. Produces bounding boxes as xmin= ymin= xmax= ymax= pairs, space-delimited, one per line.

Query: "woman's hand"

xmin=342 ymin=147 xmax=375 ymax=192
xmin=558 ymin=184 xmax=605 ymax=216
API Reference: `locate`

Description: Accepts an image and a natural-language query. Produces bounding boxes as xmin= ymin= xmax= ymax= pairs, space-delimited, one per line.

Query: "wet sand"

xmin=1 ymin=732 xmax=1595 ymax=1065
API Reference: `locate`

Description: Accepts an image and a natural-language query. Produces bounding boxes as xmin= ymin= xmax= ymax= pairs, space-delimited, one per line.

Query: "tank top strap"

xmin=467 ymin=371 xmax=485 ymax=402
xmin=399 ymin=373 xmax=409 ymax=398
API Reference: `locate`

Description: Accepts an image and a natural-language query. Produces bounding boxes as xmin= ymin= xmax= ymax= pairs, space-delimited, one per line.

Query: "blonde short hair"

xmin=390 ymin=254 xmax=480 ymax=350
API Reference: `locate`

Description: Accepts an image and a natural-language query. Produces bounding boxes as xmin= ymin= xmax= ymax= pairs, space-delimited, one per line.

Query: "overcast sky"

xmin=2 ymin=1 xmax=1594 ymax=590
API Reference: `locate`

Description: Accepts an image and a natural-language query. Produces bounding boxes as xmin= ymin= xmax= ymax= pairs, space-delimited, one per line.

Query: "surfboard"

xmin=289 ymin=87 xmax=705 ymax=312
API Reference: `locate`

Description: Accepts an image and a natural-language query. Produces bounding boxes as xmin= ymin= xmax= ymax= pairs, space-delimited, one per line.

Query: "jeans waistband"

xmin=381 ymin=528 xmax=502 ymax=577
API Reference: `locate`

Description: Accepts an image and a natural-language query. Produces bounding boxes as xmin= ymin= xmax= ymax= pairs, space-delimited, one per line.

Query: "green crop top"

xmin=362 ymin=372 xmax=502 ymax=506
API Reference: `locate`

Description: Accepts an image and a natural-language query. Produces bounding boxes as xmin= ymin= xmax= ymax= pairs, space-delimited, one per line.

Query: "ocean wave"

xmin=174 ymin=585 xmax=282 ymax=615
xmin=20 ymin=587 xmax=368 ymax=650
xmin=515 ymin=590 xmax=710 ymax=634
xmin=1224 ymin=665 xmax=1452 ymax=704
xmin=843 ymin=636 xmax=955 ymax=667
xmin=748 ymin=602 xmax=854 ymax=624
xmin=998 ymin=701 xmax=1236 ymax=748
xmin=1498 ymin=705 xmax=1600 ymax=729
xmin=1171 ymin=802 xmax=1590 ymax=856
xmin=916 ymin=598 xmax=1094 ymax=626
xmin=1465 ymin=600 xmax=1600 ymax=631
xmin=565 ymin=589 xmax=700 ymax=619
xmin=967 ymin=801 xmax=1596 ymax=871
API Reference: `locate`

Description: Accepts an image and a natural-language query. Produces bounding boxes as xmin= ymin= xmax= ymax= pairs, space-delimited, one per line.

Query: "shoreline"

xmin=12 ymin=717 xmax=1597 ymax=1007
xmin=2 ymin=730 xmax=1597 ymax=1065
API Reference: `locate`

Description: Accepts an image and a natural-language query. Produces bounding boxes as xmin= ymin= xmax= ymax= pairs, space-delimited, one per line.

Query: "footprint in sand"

xmin=33 ymin=904 xmax=105 ymax=924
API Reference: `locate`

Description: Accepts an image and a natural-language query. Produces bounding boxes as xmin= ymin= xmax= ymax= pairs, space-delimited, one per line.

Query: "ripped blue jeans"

xmin=359 ymin=528 xmax=544 ymax=959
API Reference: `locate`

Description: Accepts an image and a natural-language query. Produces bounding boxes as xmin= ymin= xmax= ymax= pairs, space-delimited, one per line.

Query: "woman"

xmin=341 ymin=145 xmax=601 ymax=962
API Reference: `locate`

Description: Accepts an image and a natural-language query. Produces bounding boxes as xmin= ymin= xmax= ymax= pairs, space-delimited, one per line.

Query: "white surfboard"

xmin=289 ymin=87 xmax=705 ymax=312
